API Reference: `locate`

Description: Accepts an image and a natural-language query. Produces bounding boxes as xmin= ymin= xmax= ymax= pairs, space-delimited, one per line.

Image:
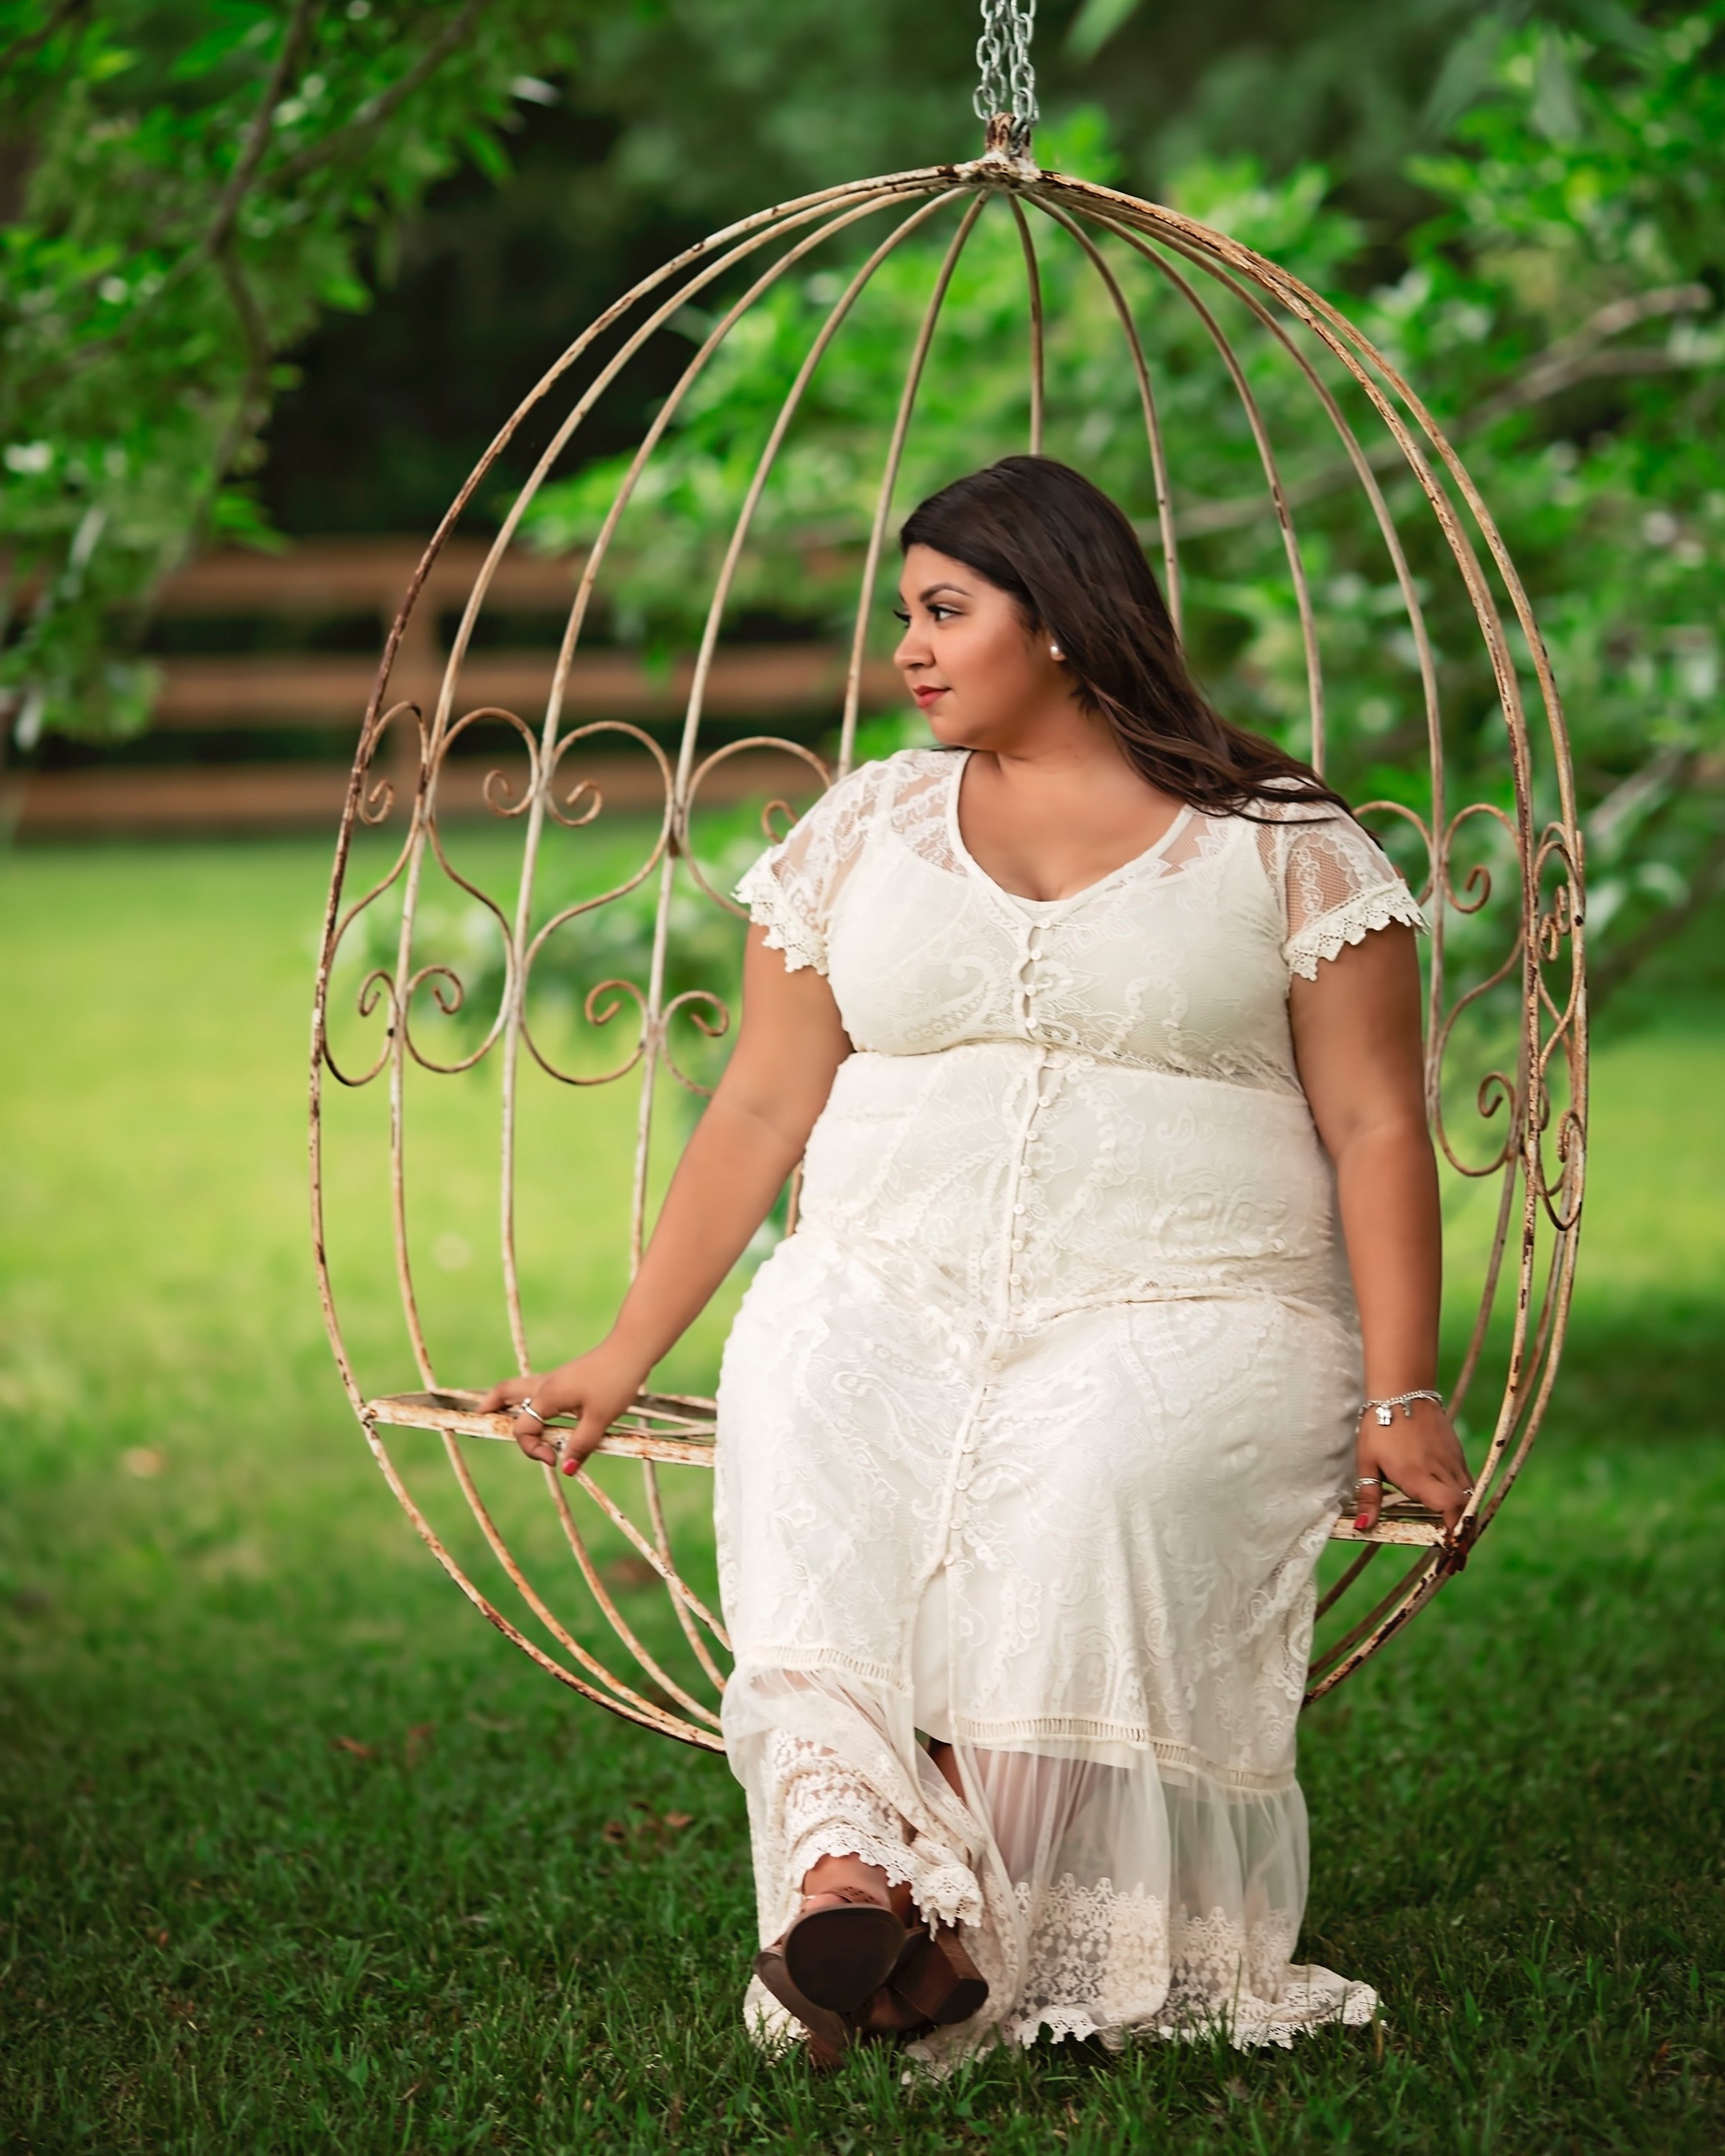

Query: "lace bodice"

xmin=734 ymin=750 xmax=1424 ymax=1100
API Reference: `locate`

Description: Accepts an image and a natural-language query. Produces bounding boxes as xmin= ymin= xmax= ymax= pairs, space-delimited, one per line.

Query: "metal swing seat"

xmin=309 ymin=115 xmax=1586 ymax=1755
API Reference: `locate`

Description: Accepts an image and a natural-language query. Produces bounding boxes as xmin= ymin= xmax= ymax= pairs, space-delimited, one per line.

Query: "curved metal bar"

xmin=368 ymin=1417 xmax=719 ymax=1749
xmin=658 ymin=990 xmax=734 ymax=1100
xmin=1094 ymin=213 xmax=1447 ymax=1067
xmin=1044 ymin=195 xmax=1320 ymax=768
xmin=678 ymin=737 xmax=833 ymax=913
xmin=641 ymin=1458 xmax=730 ymax=1694
xmin=571 ymin=1461 xmax=732 ymax=1653
xmin=1024 ymin=198 xmax=1182 ymax=641
xmin=1315 ymin=1541 xmax=1380 ymax=1622
xmin=440 ymin=1432 xmax=699 ymax=1726
xmin=1007 ymin=195 xmax=1045 ymax=456
xmin=517 ymin=977 xmax=650 ymax=1091
xmin=671 ymin=188 xmax=971 ymax=813
xmin=543 ymin=1459 xmax=724 ymax=1726
xmin=838 ymin=191 xmax=993 ymax=779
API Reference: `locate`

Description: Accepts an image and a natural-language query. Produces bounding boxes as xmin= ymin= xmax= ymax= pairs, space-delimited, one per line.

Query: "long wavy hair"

xmin=898 ymin=456 xmax=1347 ymax=818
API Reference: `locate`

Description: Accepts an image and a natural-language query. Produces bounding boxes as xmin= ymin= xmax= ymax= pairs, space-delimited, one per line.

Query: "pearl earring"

xmin=1049 ymin=643 xmax=1064 ymax=660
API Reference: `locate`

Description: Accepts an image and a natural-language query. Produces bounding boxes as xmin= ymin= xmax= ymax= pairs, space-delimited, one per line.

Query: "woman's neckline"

xmin=944 ymin=746 xmax=1197 ymax=911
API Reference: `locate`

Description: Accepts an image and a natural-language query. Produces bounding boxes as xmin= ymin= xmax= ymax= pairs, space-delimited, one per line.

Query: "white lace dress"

xmin=717 ymin=746 xmax=1423 ymax=2063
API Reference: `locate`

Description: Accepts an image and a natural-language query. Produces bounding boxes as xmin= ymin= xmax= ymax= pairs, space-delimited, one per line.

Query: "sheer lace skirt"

xmin=724 ymin=1653 xmax=1376 ymax=2065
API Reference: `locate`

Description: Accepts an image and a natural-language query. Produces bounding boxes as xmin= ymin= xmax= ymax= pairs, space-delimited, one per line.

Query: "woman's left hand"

xmin=1353 ymin=1397 xmax=1473 ymax=1540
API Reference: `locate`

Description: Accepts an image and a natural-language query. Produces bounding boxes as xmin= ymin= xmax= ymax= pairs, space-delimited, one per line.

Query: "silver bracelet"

xmin=1361 ymin=1388 xmax=1444 ymax=1427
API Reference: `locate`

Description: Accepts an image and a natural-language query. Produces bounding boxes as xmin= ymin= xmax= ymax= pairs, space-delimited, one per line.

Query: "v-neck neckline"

xmin=945 ymin=747 xmax=1196 ymax=914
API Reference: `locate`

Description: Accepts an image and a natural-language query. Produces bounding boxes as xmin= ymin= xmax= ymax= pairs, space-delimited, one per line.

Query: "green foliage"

xmin=519 ymin=19 xmax=1725 ymax=997
xmin=0 ymin=0 xmax=584 ymax=743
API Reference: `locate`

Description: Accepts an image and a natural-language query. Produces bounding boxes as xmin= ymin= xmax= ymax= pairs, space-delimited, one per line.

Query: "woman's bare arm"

xmin=1291 ymin=923 xmax=1471 ymax=1535
xmin=480 ymin=927 xmax=851 ymax=1469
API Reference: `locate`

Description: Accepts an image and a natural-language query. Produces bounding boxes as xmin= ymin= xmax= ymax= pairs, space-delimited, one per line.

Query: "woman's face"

xmin=893 ymin=543 xmax=1075 ymax=750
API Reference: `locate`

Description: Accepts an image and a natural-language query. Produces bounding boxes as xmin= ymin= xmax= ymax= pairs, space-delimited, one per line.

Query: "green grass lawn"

xmin=1 ymin=834 xmax=1721 ymax=2154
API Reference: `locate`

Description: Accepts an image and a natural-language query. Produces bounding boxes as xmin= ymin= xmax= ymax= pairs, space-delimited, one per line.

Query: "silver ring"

xmin=1354 ymin=1474 xmax=1382 ymax=1488
xmin=515 ymin=1398 xmax=546 ymax=1426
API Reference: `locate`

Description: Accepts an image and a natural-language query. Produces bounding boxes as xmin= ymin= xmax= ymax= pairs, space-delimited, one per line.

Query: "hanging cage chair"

xmin=309 ymin=76 xmax=1587 ymax=1754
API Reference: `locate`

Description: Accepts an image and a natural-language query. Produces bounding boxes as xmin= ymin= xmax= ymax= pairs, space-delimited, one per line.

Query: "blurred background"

xmin=1 ymin=4 xmax=1721 ymax=2148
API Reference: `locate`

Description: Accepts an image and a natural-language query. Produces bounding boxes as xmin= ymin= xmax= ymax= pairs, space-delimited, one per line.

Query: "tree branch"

xmin=0 ymin=0 xmax=92 ymax=76
xmin=270 ymin=0 xmax=487 ymax=188
xmin=205 ymin=0 xmax=319 ymax=259
xmin=1588 ymin=814 xmax=1725 ymax=1014
xmin=1151 ymin=284 xmax=1716 ymax=543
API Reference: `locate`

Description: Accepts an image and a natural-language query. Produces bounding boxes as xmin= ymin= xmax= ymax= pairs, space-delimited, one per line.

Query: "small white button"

xmin=1011 ymin=1237 xmax=1024 ymax=1252
xmin=1013 ymin=1202 xmax=1026 ymax=1215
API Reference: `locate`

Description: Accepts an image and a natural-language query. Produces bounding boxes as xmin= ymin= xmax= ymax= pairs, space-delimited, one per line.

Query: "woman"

xmin=482 ymin=456 xmax=1471 ymax=2066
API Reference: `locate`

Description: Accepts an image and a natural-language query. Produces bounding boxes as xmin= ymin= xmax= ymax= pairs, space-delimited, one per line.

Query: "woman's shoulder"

xmin=799 ymin=744 xmax=955 ymax=823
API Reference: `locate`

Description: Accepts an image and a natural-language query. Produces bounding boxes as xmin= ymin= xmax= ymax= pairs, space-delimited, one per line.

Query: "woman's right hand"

xmin=479 ymin=1342 xmax=650 ymax=1476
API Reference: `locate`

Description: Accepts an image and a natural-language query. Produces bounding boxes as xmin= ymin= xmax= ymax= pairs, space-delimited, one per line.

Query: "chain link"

xmin=973 ymin=0 xmax=1038 ymax=155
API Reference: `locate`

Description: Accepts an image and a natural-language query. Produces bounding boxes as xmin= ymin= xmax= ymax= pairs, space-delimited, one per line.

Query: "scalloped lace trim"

xmin=1283 ymin=880 xmax=1427 ymax=981
xmin=733 ymin=854 xmax=826 ymax=975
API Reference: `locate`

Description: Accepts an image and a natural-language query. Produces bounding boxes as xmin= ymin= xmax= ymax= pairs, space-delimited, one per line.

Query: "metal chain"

xmin=973 ymin=0 xmax=1038 ymax=155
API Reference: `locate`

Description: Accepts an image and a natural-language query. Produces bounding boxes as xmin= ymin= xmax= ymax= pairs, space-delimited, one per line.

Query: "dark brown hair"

xmin=898 ymin=455 xmax=1347 ymax=819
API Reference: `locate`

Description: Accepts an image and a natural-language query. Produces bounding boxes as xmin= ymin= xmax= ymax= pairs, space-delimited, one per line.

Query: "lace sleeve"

xmin=731 ymin=760 xmax=886 ymax=977
xmin=1276 ymin=808 xmax=1427 ymax=982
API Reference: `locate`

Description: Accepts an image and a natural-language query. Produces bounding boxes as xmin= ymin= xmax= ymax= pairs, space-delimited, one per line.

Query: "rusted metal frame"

xmin=838 ymin=192 xmax=993 ymax=779
xmin=504 ymin=192 xmax=943 ymax=1280
xmin=1315 ymin=1540 xmax=1381 ymax=1621
xmin=1429 ymin=805 xmax=1523 ymax=1180
xmin=1187 ymin=226 xmax=1588 ymax=1526
xmin=673 ymin=185 xmax=970 ymax=816
xmin=1048 ymin=195 xmax=1320 ymax=770
xmin=309 ymin=178 xmax=946 ymax=1723
xmin=642 ymin=1466 xmax=730 ymax=1694
xmin=316 ymin=747 xmax=424 ymax=1089
xmin=434 ymin=191 xmax=925 ymax=1332
xmin=1446 ymin=1154 xmax=1522 ymax=1432
xmin=564 ymin=1462 xmax=731 ymax=1660
xmin=395 ymin=711 xmax=548 ymax=1078
xmin=1480 ymin=1204 xmax=1581 ymax=1534
xmin=541 ymin=1466 xmax=725 ymax=1730
xmin=317 ymin=705 xmax=427 ymax=1079
xmin=362 ymin=1416 xmax=720 ymax=1750
xmin=1306 ymin=1547 xmax=1438 ymax=1690
xmin=1102 ymin=216 xmax=1448 ymax=1076
xmin=678 ymin=737 xmax=835 ymax=918
xmin=1307 ymin=1549 xmax=1452 ymax=1702
xmin=1530 ymin=828 xmax=1588 ymax=1238
xmin=1006 ymin=196 xmax=1046 ymax=456
xmin=1049 ymin=175 xmax=1572 ymax=1668
xmin=512 ymin=724 xmax=678 ymax=1091
xmin=1024 ymin=198 xmax=1183 ymax=643
xmin=472 ymin=192 xmax=937 ymax=1697
xmin=344 ymin=182 xmax=929 ymax=1328
xmin=438 ymin=1430 xmax=700 ymax=1726
xmin=312 ymin=161 xmax=1585 ymax=1723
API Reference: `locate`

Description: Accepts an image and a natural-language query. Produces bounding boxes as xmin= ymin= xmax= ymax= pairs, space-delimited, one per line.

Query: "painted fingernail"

xmin=1355 ymin=1514 xmax=1371 ymax=1531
